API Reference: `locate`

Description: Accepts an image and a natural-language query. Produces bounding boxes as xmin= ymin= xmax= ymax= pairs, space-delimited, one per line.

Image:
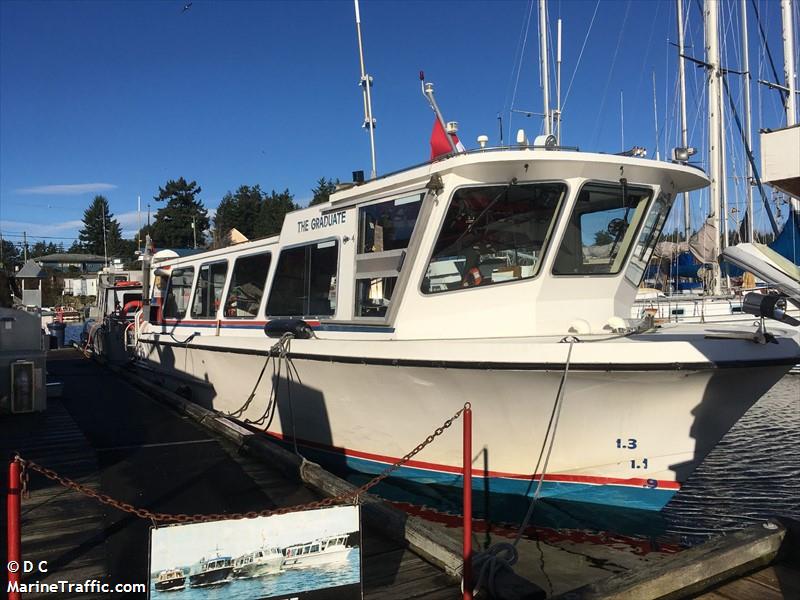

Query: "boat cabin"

xmin=148 ymin=148 xmax=707 ymax=338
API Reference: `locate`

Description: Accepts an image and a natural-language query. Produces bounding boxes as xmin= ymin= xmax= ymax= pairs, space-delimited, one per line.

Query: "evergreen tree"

xmin=214 ymin=185 xmax=264 ymax=242
xmin=256 ymin=189 xmax=297 ymax=237
xmin=78 ymin=195 xmax=122 ymax=257
xmin=1 ymin=238 xmax=20 ymax=272
xmin=68 ymin=240 xmax=85 ymax=254
xmin=151 ymin=178 xmax=209 ymax=248
xmin=309 ymin=177 xmax=339 ymax=206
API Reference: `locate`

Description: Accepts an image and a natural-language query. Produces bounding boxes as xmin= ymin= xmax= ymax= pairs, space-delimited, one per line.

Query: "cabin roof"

xmin=329 ymin=148 xmax=709 ymax=205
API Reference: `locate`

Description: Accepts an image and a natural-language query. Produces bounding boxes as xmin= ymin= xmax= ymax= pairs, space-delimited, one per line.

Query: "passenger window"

xmin=552 ymin=182 xmax=652 ymax=275
xmin=625 ymin=192 xmax=671 ymax=284
xmin=224 ymin=252 xmax=271 ymax=318
xmin=355 ymin=193 xmax=423 ymax=317
xmin=422 ymin=182 xmax=566 ymax=294
xmin=358 ymin=194 xmax=422 ymax=253
xmin=162 ymin=267 xmax=195 ymax=319
xmin=191 ymin=261 xmax=228 ymax=319
xmin=266 ymin=240 xmax=338 ymax=317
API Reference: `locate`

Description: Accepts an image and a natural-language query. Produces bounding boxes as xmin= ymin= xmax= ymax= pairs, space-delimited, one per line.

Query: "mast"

xmin=539 ymin=0 xmax=551 ymax=135
xmin=740 ymin=0 xmax=754 ymax=242
xmin=705 ymin=0 xmax=723 ymax=294
xmin=781 ymin=0 xmax=797 ymax=125
xmin=677 ymin=0 xmax=691 ymax=241
xmin=354 ymin=0 xmax=377 ymax=179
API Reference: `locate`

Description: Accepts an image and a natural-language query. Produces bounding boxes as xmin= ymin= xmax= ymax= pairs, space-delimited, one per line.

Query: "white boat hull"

xmin=136 ymin=326 xmax=797 ymax=511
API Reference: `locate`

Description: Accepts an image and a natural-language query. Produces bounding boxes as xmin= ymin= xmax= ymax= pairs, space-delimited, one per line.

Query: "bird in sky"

xmin=182 ymin=2 xmax=192 ymax=13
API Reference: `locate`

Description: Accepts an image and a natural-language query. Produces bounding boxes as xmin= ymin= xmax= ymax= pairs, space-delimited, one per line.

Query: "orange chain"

xmin=14 ymin=403 xmax=468 ymax=524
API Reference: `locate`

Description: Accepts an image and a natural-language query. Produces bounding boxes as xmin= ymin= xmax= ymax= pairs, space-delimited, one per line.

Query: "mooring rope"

xmin=470 ymin=337 xmax=575 ymax=597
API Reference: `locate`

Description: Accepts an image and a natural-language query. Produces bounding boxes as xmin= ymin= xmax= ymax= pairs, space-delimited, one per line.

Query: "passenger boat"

xmin=233 ymin=545 xmax=284 ymax=578
xmin=154 ymin=568 xmax=186 ymax=592
xmin=282 ymin=535 xmax=353 ymax=568
xmin=188 ymin=553 xmax=233 ymax=587
xmin=131 ymin=145 xmax=800 ymax=511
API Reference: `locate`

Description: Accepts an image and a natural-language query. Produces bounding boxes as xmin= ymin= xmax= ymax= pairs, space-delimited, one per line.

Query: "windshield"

xmin=422 ymin=182 xmax=567 ymax=294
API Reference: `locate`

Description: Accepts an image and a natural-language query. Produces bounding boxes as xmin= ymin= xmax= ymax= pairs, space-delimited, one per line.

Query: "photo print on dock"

xmin=148 ymin=505 xmax=362 ymax=600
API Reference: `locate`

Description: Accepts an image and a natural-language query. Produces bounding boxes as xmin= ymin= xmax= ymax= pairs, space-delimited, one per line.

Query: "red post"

xmin=462 ymin=404 xmax=473 ymax=600
xmin=7 ymin=460 xmax=21 ymax=600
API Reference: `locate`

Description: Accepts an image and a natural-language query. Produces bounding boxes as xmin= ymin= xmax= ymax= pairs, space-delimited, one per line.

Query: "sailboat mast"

xmin=781 ymin=0 xmax=797 ymax=125
xmin=354 ymin=0 xmax=377 ymax=179
xmin=539 ymin=0 xmax=551 ymax=135
xmin=705 ymin=0 xmax=723 ymax=294
xmin=740 ymin=0 xmax=755 ymax=242
xmin=677 ymin=0 xmax=691 ymax=241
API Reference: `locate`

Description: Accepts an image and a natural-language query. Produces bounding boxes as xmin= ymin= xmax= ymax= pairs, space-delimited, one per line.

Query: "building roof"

xmin=16 ymin=259 xmax=47 ymax=278
xmin=36 ymin=253 xmax=108 ymax=263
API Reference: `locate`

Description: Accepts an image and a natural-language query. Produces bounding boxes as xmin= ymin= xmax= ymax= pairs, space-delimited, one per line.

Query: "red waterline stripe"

xmin=262 ymin=431 xmax=681 ymax=491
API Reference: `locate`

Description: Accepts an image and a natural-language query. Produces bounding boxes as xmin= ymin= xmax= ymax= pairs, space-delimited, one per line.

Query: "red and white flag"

xmin=430 ymin=119 xmax=465 ymax=160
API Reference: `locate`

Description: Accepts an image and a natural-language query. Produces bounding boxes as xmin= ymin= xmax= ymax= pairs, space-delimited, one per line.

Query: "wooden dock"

xmin=1 ymin=349 xmax=459 ymax=599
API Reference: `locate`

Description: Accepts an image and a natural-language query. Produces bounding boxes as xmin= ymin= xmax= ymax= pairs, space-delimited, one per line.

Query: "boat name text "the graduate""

xmin=297 ymin=211 xmax=347 ymax=233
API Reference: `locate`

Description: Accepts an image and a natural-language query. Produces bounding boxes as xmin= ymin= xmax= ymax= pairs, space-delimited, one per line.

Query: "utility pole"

xmin=23 ymin=231 xmax=28 ymax=262
xmin=191 ymin=216 xmax=197 ymax=249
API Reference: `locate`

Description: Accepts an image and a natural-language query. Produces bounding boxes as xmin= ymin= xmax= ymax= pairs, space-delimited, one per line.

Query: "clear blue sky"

xmin=0 ymin=0 xmax=791 ymax=247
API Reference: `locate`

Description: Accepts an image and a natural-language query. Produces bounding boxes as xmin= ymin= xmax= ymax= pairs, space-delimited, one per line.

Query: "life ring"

xmin=119 ymin=300 xmax=142 ymax=320
xmin=463 ymin=267 xmax=482 ymax=287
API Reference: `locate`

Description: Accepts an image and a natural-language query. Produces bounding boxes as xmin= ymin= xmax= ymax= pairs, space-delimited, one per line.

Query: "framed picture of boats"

xmin=148 ymin=505 xmax=362 ymax=599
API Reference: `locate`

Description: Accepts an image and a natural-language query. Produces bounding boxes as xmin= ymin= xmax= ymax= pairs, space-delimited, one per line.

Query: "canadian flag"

xmin=430 ymin=119 xmax=465 ymax=160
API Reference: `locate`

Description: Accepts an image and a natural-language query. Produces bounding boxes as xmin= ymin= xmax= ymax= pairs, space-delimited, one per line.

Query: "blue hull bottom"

xmin=272 ymin=437 xmax=677 ymax=512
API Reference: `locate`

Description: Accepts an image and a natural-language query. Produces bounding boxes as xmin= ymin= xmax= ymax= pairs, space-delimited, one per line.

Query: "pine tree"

xmin=214 ymin=185 xmax=264 ymax=242
xmin=256 ymin=189 xmax=297 ymax=237
xmin=309 ymin=177 xmax=339 ymax=206
xmin=151 ymin=178 xmax=209 ymax=248
xmin=78 ymin=196 xmax=122 ymax=257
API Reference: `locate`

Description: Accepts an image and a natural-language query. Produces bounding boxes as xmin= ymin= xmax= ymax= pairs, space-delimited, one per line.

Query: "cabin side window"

xmin=224 ymin=252 xmax=271 ymax=318
xmin=355 ymin=193 xmax=423 ymax=318
xmin=421 ymin=182 xmax=566 ymax=294
xmin=625 ymin=192 xmax=671 ymax=284
xmin=162 ymin=267 xmax=195 ymax=319
xmin=191 ymin=261 xmax=228 ymax=319
xmin=266 ymin=240 xmax=338 ymax=317
xmin=552 ymin=182 xmax=653 ymax=276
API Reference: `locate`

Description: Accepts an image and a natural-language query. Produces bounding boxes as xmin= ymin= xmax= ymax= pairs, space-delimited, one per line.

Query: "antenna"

xmin=652 ymin=71 xmax=660 ymax=160
xmin=538 ymin=0 xmax=551 ymax=135
xmin=555 ymin=17 xmax=562 ymax=142
xmin=420 ymin=72 xmax=458 ymax=154
xmin=620 ymin=90 xmax=624 ymax=151
xmin=354 ymin=0 xmax=377 ymax=179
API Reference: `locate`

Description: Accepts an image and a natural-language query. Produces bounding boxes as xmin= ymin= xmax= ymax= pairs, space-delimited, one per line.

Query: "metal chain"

xmin=14 ymin=403 xmax=468 ymax=525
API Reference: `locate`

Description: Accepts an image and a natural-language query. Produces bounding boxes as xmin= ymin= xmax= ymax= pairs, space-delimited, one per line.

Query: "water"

xmin=663 ymin=374 xmax=800 ymax=540
xmin=150 ymin=550 xmax=360 ymax=600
